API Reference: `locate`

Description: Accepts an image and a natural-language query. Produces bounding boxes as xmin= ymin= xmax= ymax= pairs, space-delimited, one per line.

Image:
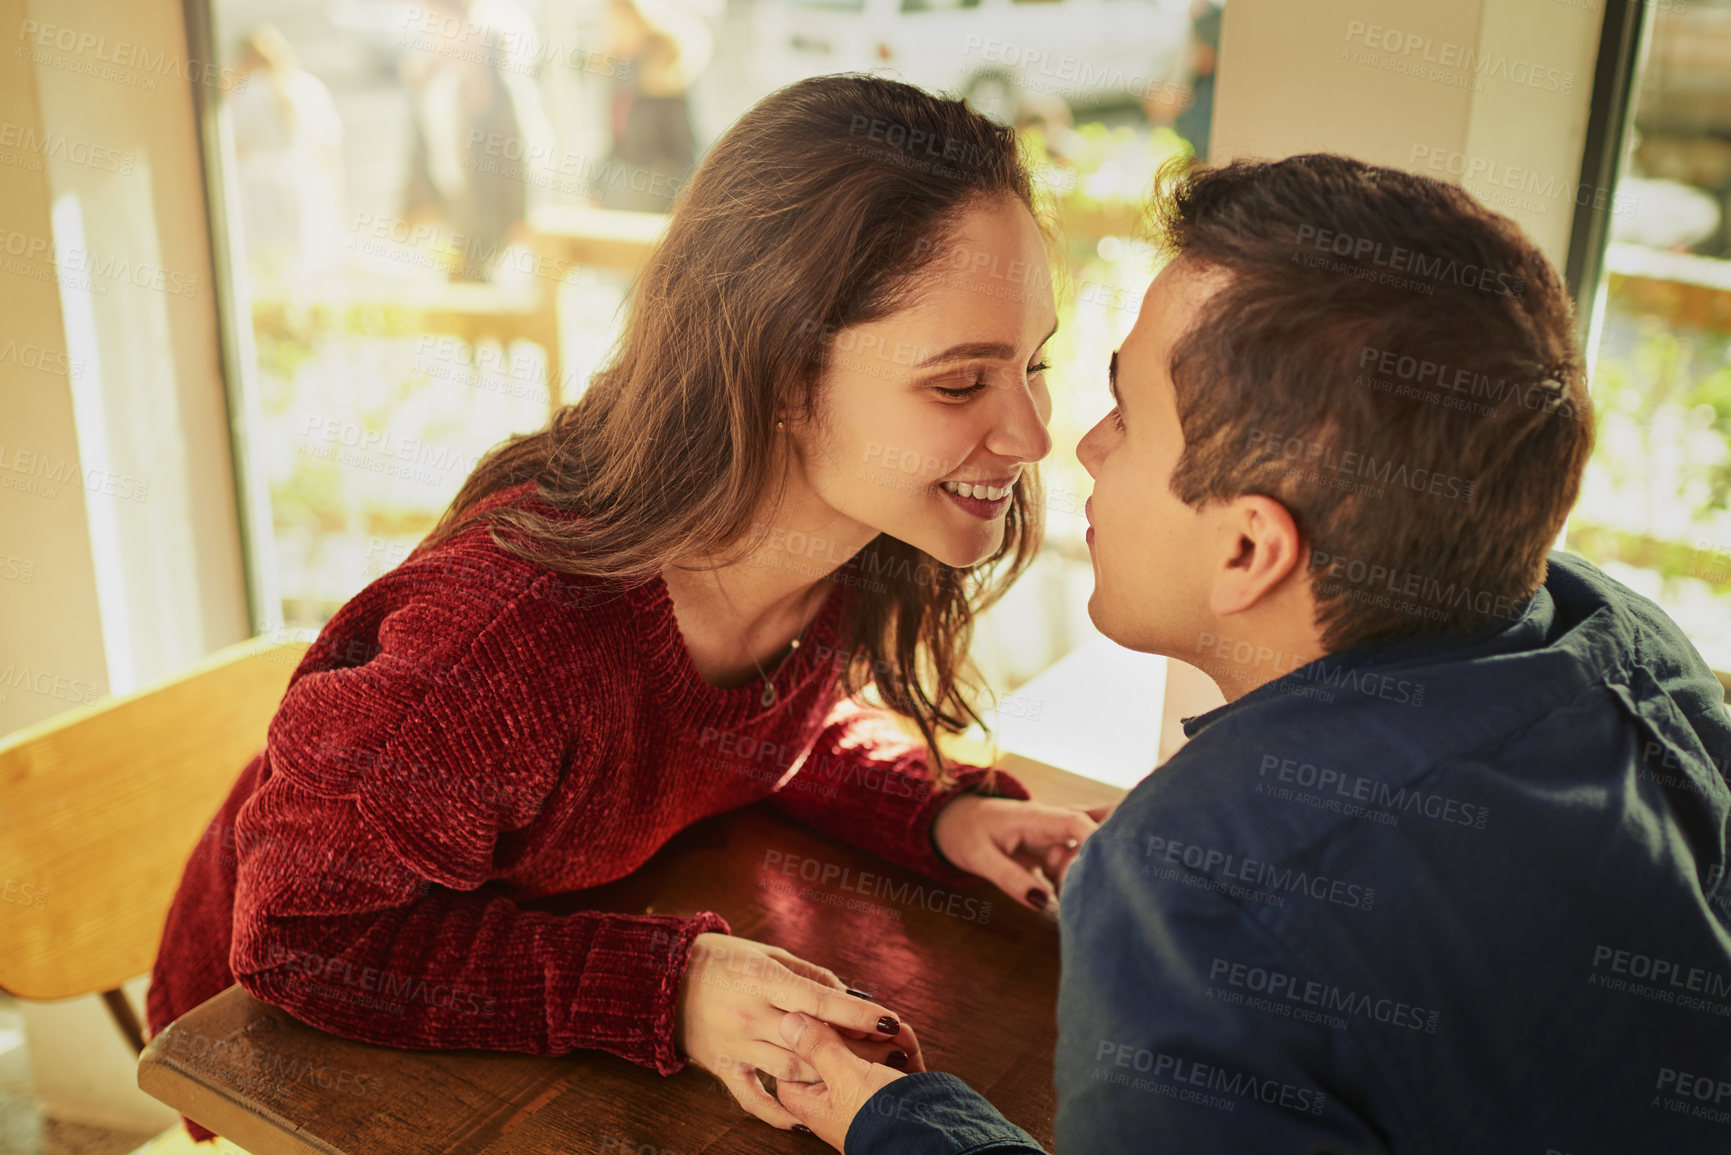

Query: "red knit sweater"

xmin=145 ymin=480 xmax=1025 ymax=1140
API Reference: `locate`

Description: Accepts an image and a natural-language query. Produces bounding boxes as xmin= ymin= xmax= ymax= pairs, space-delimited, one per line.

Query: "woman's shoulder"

xmin=298 ymin=483 xmax=633 ymax=680
xmin=399 ymin=480 xmax=611 ymax=599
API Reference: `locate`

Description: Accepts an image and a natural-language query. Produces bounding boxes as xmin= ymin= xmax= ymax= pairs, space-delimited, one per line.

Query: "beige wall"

xmin=1213 ymin=0 xmax=1607 ymax=271
xmin=1 ymin=0 xmax=250 ymax=737
xmin=0 ymin=0 xmax=109 ymax=741
xmin=1 ymin=0 xmax=251 ymax=1135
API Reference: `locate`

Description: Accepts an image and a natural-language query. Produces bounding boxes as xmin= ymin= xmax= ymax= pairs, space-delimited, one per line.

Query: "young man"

xmin=771 ymin=153 xmax=1731 ymax=1152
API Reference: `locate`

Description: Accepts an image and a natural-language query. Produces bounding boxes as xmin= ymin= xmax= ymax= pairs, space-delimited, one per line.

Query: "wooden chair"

xmin=0 ymin=634 xmax=309 ymax=1052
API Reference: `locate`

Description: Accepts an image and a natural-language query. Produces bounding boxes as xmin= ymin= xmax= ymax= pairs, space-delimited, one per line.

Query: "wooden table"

xmin=137 ymin=753 xmax=1125 ymax=1154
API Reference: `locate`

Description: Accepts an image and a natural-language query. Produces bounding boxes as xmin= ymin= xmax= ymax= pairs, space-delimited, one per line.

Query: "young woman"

xmin=146 ymin=73 xmax=1100 ymax=1140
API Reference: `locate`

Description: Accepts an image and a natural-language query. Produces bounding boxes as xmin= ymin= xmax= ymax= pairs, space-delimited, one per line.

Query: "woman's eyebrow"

xmin=915 ymin=341 xmax=1017 ymax=368
xmin=913 ymin=323 xmax=1061 ymax=370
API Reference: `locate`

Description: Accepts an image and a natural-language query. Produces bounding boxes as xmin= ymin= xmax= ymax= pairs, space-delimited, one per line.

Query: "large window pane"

xmin=1570 ymin=0 xmax=1731 ymax=672
xmin=211 ymin=0 xmax=1215 ymax=716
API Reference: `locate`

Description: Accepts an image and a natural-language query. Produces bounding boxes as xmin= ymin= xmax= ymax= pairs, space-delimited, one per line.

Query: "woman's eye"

xmin=934 ymin=379 xmax=987 ymax=400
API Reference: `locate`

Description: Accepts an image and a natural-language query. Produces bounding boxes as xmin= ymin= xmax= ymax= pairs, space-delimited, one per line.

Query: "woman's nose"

xmin=987 ymin=378 xmax=1054 ymax=464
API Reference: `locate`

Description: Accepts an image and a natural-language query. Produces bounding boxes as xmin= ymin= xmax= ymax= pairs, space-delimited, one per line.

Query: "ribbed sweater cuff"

xmin=558 ymin=910 xmax=729 ymax=1075
xmin=906 ymin=764 xmax=1032 ymax=888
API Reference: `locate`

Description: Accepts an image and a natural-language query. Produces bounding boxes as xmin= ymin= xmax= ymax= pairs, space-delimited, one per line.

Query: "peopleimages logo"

xmin=1141 ymin=833 xmax=1377 ymax=911
xmin=760 ymin=849 xmax=992 ymax=923
xmin=1310 ymin=550 xmax=1525 ymax=622
xmin=15 ymin=20 xmax=249 ymax=92
xmin=1207 ymin=957 xmax=1441 ymax=1034
xmin=0 ymin=121 xmax=134 ymax=173
xmin=1590 ymin=944 xmax=1731 ymax=1016
xmin=1653 ymin=1067 xmax=1731 ymax=1126
xmin=263 ymin=943 xmax=497 ymax=1018
xmin=1341 ymin=20 xmax=1575 ymax=96
xmin=1257 ymin=755 xmax=1486 ymax=828
xmin=1247 ymin=427 xmax=1475 ymax=503
xmin=1194 ymin=630 xmax=1428 ymax=707
xmin=1092 ymin=1043 xmax=1328 ymax=1116
xmin=959 ymin=36 xmax=1194 ymax=106
xmin=1358 ymin=344 xmax=1572 ymax=412
xmin=1294 ymin=223 xmax=1524 ymax=298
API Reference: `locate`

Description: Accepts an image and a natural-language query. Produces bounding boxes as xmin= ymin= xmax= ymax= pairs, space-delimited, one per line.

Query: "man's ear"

xmin=1207 ymin=495 xmax=1306 ymax=617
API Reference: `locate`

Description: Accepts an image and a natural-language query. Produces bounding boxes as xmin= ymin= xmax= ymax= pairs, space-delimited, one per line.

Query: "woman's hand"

xmin=931 ymin=794 xmax=1104 ymax=912
xmin=674 ymin=933 xmax=923 ymax=1130
xmin=774 ymin=1011 xmax=907 ymax=1150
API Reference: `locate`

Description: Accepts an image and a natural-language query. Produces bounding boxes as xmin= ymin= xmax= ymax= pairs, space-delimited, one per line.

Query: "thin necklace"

xmin=708 ymin=568 xmax=816 ymax=708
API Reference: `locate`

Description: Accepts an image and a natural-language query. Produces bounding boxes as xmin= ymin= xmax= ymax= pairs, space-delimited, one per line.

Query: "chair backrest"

xmin=0 ymin=635 xmax=309 ymax=999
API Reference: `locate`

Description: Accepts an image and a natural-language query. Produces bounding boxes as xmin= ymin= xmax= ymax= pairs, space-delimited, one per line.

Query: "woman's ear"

xmin=1207 ymin=495 xmax=1305 ymax=618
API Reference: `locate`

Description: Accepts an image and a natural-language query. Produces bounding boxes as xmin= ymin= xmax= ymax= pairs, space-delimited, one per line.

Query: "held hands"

xmin=674 ymin=933 xmax=924 ymax=1131
xmin=774 ymin=1011 xmax=905 ymax=1150
xmin=931 ymin=793 xmax=1109 ymax=912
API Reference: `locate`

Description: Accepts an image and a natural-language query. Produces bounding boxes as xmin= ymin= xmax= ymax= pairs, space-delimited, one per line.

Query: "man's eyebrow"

xmin=914 ymin=323 xmax=1061 ymax=370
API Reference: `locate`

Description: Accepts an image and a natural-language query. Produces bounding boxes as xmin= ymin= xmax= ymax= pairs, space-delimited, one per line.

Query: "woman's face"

xmin=786 ymin=197 xmax=1057 ymax=570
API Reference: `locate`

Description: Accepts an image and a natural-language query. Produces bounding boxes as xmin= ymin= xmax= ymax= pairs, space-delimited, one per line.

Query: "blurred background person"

xmin=230 ymin=24 xmax=347 ymax=287
xmin=1144 ymin=0 xmax=1221 ymax=160
xmin=599 ymin=0 xmax=710 ymax=212
xmin=399 ymin=0 xmax=555 ymax=282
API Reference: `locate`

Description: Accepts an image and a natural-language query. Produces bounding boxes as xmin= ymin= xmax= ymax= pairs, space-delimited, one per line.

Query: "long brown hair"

xmin=421 ymin=74 xmax=1046 ymax=780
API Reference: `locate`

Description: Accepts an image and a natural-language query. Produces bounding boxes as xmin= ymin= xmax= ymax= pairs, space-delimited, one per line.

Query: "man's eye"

xmin=1029 ymin=361 xmax=1050 ymax=374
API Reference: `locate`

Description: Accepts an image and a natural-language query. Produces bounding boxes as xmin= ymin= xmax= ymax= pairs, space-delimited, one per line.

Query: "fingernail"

xmin=779 ymin=1012 xmax=806 ymax=1044
xmin=1026 ymin=888 xmax=1048 ymax=910
xmin=876 ymin=1015 xmax=899 ymax=1034
xmin=886 ymin=1050 xmax=908 ymax=1069
xmin=793 ymin=1124 xmax=814 ymax=1135
xmin=845 ymin=988 xmax=874 ymax=1000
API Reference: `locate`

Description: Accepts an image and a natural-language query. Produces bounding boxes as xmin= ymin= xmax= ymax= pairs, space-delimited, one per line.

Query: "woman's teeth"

xmin=940 ymin=480 xmax=1011 ymax=501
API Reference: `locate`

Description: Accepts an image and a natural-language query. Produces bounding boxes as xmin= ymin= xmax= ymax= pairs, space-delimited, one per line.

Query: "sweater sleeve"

xmin=768 ymin=698 xmax=1030 ymax=887
xmin=229 ymin=563 xmax=727 ymax=1074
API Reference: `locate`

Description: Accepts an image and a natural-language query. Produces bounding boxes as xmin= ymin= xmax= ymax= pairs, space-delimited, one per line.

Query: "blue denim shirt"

xmin=847 ymin=552 xmax=1731 ymax=1153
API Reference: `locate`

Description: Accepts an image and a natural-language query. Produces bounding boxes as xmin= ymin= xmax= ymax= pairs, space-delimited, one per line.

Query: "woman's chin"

xmin=863 ymin=510 xmax=1005 ymax=573
xmin=920 ymin=528 xmax=1005 ymax=571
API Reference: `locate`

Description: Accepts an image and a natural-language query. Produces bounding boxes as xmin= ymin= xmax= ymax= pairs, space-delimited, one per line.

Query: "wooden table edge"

xmin=139 ymin=1029 xmax=341 ymax=1155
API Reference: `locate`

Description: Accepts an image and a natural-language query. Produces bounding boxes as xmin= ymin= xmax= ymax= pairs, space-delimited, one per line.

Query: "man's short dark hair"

xmin=1147 ymin=152 xmax=1595 ymax=652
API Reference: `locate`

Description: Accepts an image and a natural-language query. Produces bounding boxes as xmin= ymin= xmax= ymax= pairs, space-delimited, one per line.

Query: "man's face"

xmin=1076 ymin=261 xmax=1221 ymax=655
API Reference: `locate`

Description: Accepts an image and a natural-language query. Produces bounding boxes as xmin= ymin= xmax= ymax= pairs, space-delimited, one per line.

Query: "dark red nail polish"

xmin=876 ymin=1015 xmax=899 ymax=1034
xmin=845 ymin=988 xmax=874 ymax=1000
xmin=886 ymin=1050 xmax=908 ymax=1068
xmin=1026 ymin=888 xmax=1048 ymax=910
xmin=793 ymin=1123 xmax=814 ymax=1135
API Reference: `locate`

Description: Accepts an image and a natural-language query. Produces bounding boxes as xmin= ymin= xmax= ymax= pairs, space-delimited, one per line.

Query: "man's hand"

xmin=674 ymin=935 xmax=919 ymax=1132
xmin=775 ymin=1011 xmax=907 ymax=1150
xmin=932 ymin=794 xmax=1103 ymax=912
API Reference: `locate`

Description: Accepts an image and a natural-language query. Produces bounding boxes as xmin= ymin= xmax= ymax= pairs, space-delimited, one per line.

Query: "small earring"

xmin=776 ymin=420 xmax=785 ymax=431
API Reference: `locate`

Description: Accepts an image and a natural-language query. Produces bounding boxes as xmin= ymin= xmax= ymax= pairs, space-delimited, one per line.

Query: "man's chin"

xmin=1084 ymin=590 xmax=1169 ymax=656
xmin=1083 ymin=589 xmax=1123 ymax=643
